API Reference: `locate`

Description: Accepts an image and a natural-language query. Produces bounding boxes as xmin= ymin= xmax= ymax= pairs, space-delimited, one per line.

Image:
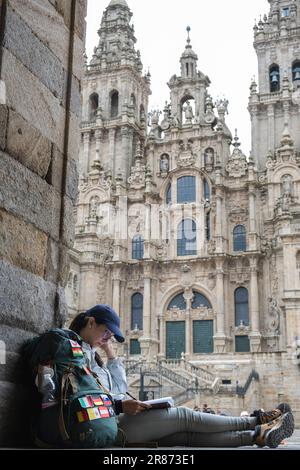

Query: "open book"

xmin=143 ymin=396 xmax=174 ymax=410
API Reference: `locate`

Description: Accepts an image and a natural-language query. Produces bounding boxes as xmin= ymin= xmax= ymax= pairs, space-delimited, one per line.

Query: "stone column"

xmin=112 ymin=274 xmax=121 ymax=315
xmin=249 ymin=257 xmax=261 ymax=352
xmin=109 ymin=128 xmax=116 ymax=177
xmin=215 ymin=194 xmax=223 ymax=253
xmin=267 ymin=103 xmax=275 ymax=151
xmin=183 ymin=288 xmax=193 ymax=359
xmin=95 ymin=129 xmax=102 ymax=162
xmin=143 ymin=203 xmax=151 ymax=259
xmin=81 ymin=131 xmax=90 ymax=174
xmin=213 ymin=259 xmax=227 ymax=353
xmin=248 ymin=187 xmax=257 ymax=251
xmin=139 ymin=265 xmax=154 ymax=358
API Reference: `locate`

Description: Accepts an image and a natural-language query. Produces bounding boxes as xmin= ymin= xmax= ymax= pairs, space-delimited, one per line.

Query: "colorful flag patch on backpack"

xmin=98 ymin=406 xmax=110 ymax=418
xmin=69 ymin=340 xmax=83 ymax=357
xmin=79 ymin=396 xmax=94 ymax=408
xmin=102 ymin=395 xmax=112 ymax=406
xmin=92 ymin=396 xmax=104 ymax=406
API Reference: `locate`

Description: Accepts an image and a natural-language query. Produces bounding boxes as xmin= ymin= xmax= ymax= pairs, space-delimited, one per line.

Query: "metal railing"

xmin=236 ymin=369 xmax=259 ymax=397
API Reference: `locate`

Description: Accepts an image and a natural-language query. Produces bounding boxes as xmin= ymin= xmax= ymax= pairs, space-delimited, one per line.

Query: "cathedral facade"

xmin=67 ymin=0 xmax=300 ymax=419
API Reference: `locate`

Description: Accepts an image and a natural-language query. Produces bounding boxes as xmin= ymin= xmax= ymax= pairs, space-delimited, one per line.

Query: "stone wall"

xmin=0 ymin=0 xmax=86 ymax=446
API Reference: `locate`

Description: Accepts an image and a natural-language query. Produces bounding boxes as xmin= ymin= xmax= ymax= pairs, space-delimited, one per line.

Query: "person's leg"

xmin=157 ymin=430 xmax=254 ymax=447
xmin=117 ymin=407 xmax=257 ymax=444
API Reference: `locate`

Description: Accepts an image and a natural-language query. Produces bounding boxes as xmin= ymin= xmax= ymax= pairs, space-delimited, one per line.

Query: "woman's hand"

xmin=122 ymin=399 xmax=152 ymax=415
xmin=99 ymin=340 xmax=116 ymax=359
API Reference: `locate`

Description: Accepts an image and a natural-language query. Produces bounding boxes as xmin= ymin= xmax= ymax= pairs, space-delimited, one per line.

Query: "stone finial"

xmin=233 ymin=129 xmax=241 ymax=149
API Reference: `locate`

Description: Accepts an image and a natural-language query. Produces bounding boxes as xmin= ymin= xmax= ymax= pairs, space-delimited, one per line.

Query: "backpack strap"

xmin=58 ymin=366 xmax=77 ymax=445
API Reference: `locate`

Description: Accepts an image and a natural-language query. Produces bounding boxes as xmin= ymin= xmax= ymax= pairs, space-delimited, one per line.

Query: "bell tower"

xmin=80 ymin=0 xmax=151 ymax=180
xmin=168 ymin=27 xmax=211 ymax=127
xmin=249 ymin=0 xmax=300 ymax=170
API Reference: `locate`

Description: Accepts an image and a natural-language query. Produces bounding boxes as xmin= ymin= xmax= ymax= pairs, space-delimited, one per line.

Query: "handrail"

xmin=236 ymin=369 xmax=259 ymax=397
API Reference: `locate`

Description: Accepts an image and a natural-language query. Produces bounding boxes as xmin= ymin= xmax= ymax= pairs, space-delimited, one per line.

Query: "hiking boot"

xmin=251 ymin=402 xmax=292 ymax=425
xmin=254 ymin=412 xmax=294 ymax=448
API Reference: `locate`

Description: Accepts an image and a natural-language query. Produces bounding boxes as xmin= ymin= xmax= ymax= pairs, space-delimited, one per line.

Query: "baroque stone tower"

xmin=67 ymin=0 xmax=300 ymax=420
xmin=80 ymin=0 xmax=150 ymax=181
xmin=249 ymin=0 xmax=300 ymax=170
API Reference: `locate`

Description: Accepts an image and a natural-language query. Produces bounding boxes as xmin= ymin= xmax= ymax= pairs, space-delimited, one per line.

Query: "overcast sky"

xmin=86 ymin=0 xmax=268 ymax=155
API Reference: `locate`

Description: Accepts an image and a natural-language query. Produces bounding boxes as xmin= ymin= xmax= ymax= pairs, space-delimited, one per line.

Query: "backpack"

xmin=23 ymin=328 xmax=118 ymax=448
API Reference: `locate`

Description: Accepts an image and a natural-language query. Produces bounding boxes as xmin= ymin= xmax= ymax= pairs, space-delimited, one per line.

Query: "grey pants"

xmin=117 ymin=407 xmax=257 ymax=447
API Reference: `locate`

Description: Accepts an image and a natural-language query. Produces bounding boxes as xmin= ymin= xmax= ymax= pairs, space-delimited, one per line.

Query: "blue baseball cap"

xmin=85 ymin=304 xmax=125 ymax=343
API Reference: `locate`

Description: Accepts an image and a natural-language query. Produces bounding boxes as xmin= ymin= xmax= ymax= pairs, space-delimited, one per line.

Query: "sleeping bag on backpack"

xmin=23 ymin=328 xmax=118 ymax=448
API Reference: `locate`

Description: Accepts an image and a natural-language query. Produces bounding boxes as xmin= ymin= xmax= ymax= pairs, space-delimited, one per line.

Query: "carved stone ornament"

xmin=128 ymin=159 xmax=146 ymax=189
xmin=175 ymin=140 xmax=196 ymax=167
xmin=229 ymin=208 xmax=248 ymax=224
xmin=226 ymin=149 xmax=248 ymax=177
xmin=266 ymin=298 xmax=280 ymax=334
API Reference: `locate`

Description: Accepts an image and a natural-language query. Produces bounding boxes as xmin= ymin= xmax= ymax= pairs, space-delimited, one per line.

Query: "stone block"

xmin=62 ymin=195 xmax=76 ymax=248
xmin=0 ymin=352 xmax=24 ymax=383
xmin=1 ymin=48 xmax=65 ymax=153
xmin=0 ymin=104 xmax=8 ymax=150
xmin=7 ymin=0 xmax=75 ymax=76
xmin=68 ymin=111 xmax=81 ymax=161
xmin=6 ymin=110 xmax=52 ymax=178
xmin=73 ymin=34 xmax=86 ymax=82
xmin=0 ymin=324 xmax=36 ymax=352
xmin=45 ymin=238 xmax=70 ymax=286
xmin=0 ymin=260 xmax=66 ymax=333
xmin=66 ymin=157 xmax=79 ymax=204
xmin=69 ymin=74 xmax=82 ymax=117
xmin=0 ymin=209 xmax=48 ymax=277
xmin=0 ymin=150 xmax=61 ymax=240
xmin=0 ymin=381 xmax=32 ymax=445
xmin=48 ymin=145 xmax=79 ymax=203
xmin=54 ymin=0 xmax=87 ymax=41
xmin=4 ymin=6 xmax=65 ymax=99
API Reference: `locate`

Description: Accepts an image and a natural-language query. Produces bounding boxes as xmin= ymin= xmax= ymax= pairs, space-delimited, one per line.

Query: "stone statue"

xmin=205 ymin=148 xmax=214 ymax=167
xmin=282 ymin=175 xmax=293 ymax=196
xmin=183 ymin=101 xmax=194 ymax=122
xmin=89 ymin=196 xmax=99 ymax=218
xmin=160 ymin=155 xmax=169 ymax=173
xmin=281 ymin=193 xmax=290 ymax=212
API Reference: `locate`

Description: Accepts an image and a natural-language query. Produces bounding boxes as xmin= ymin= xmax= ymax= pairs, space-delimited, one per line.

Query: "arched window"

xmin=233 ymin=225 xmax=246 ymax=252
xmin=203 ymin=178 xmax=210 ymax=201
xmin=191 ymin=291 xmax=212 ymax=309
xmin=177 ymin=176 xmax=196 ymax=203
xmin=269 ymin=65 xmax=280 ymax=92
xmin=292 ymin=61 xmax=300 ymax=85
xmin=132 ymin=234 xmax=144 ymax=260
xmin=89 ymin=93 xmax=98 ymax=120
xmin=131 ymin=293 xmax=143 ymax=330
xmin=110 ymin=90 xmax=119 ymax=118
xmin=167 ymin=292 xmax=186 ymax=310
xmin=166 ymin=182 xmax=172 ymax=205
xmin=177 ymin=219 xmax=197 ymax=256
xmin=234 ymin=287 xmax=249 ymax=327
